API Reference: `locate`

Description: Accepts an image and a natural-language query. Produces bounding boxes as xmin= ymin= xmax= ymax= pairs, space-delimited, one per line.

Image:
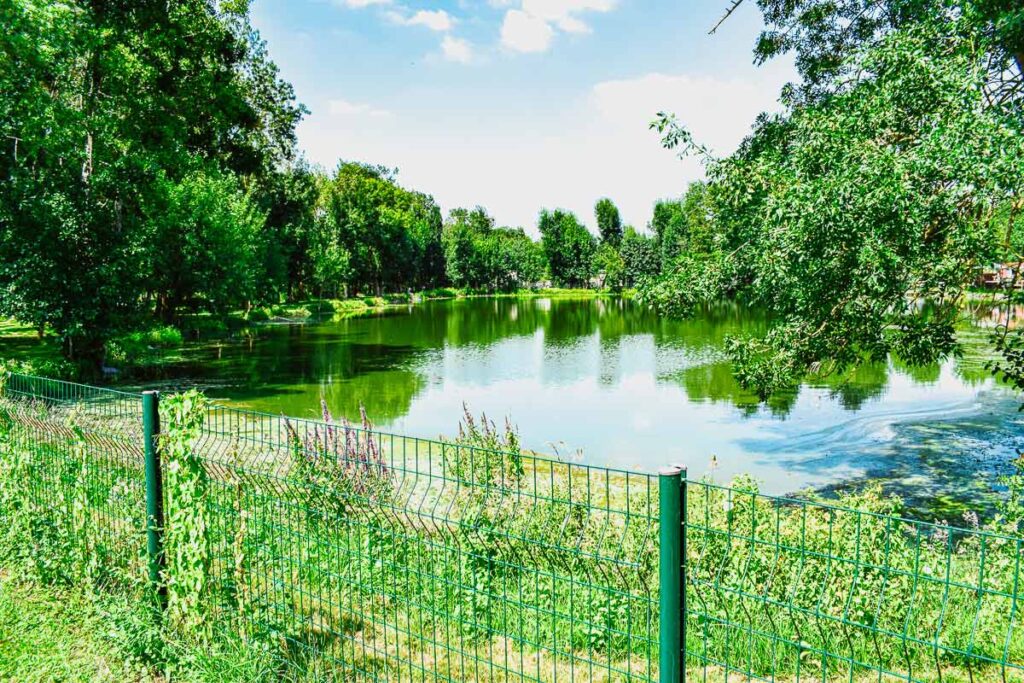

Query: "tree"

xmin=147 ymin=169 xmax=265 ymax=322
xmin=620 ymin=227 xmax=660 ymax=287
xmin=443 ymin=208 xmax=545 ymax=291
xmin=317 ymin=163 xmax=443 ymax=296
xmin=650 ymin=199 xmax=686 ymax=270
xmin=595 ymin=198 xmax=623 ymax=247
xmin=252 ymin=160 xmax=323 ymax=302
xmin=650 ymin=182 xmax=717 ymax=272
xmin=442 ymin=208 xmax=493 ymax=289
xmin=490 ymin=228 xmax=547 ymax=291
xmin=0 ymin=0 xmax=303 ymax=366
xmin=594 ymin=243 xmax=626 ymax=291
xmin=645 ymin=15 xmax=1024 ymax=398
xmin=538 ymin=210 xmax=596 ymax=288
xmin=720 ymin=0 xmax=1022 ymax=107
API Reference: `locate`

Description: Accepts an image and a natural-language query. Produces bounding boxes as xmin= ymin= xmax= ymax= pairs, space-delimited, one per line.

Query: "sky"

xmin=250 ymin=0 xmax=796 ymax=235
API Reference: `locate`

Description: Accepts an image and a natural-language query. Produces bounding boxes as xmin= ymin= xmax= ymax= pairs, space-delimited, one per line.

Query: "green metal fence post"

xmin=142 ymin=390 xmax=166 ymax=609
xmin=659 ymin=465 xmax=686 ymax=683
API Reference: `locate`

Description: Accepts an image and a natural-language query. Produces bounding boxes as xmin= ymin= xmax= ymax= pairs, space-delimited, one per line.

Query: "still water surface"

xmin=171 ymin=298 xmax=1024 ymax=510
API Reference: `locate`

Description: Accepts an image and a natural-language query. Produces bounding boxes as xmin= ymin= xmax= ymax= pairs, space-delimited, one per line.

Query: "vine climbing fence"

xmin=0 ymin=371 xmax=1022 ymax=682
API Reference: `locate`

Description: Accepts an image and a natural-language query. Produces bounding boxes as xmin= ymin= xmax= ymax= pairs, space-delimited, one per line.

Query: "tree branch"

xmin=709 ymin=0 xmax=744 ymax=35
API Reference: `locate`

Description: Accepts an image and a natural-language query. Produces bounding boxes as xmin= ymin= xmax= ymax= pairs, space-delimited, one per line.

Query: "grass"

xmin=0 ymin=571 xmax=150 ymax=683
xmin=0 ymin=320 xmax=62 ymax=369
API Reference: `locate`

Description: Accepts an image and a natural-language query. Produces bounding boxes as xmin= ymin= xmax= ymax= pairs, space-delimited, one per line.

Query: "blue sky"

xmin=251 ymin=0 xmax=795 ymax=233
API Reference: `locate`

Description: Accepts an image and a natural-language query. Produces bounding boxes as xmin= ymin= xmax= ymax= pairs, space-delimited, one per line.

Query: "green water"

xmin=165 ymin=297 xmax=1023 ymax=509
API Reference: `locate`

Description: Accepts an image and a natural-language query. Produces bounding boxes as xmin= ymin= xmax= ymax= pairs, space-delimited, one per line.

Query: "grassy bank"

xmin=0 ymin=572 xmax=150 ymax=683
xmin=0 ymin=570 xmax=298 ymax=683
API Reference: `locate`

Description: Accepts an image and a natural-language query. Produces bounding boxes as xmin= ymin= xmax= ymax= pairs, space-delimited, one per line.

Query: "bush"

xmin=245 ymin=307 xmax=271 ymax=322
xmin=420 ymin=287 xmax=459 ymax=299
xmin=104 ymin=326 xmax=183 ymax=367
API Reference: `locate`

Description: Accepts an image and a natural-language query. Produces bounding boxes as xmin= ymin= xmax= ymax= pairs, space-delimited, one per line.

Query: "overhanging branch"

xmin=710 ymin=0 xmax=744 ymax=35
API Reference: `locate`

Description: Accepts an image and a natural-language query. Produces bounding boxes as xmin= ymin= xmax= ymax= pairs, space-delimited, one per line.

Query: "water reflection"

xmin=168 ymin=298 xmax=1023 ymax=509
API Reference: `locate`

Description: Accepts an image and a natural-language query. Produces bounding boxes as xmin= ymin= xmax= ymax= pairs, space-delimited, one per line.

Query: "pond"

xmin=167 ymin=297 xmax=1024 ymax=513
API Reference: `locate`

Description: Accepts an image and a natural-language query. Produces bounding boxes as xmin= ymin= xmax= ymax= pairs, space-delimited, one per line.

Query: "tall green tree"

xmin=720 ymin=0 xmax=1021 ymax=107
xmin=646 ymin=13 xmax=1024 ymax=397
xmin=443 ymin=208 xmax=545 ymax=291
xmin=620 ymin=227 xmax=660 ymax=287
xmin=317 ymin=163 xmax=443 ymax=296
xmin=594 ymin=198 xmax=624 ymax=247
xmin=594 ymin=243 xmax=626 ymax=290
xmin=252 ymin=160 xmax=323 ymax=302
xmin=650 ymin=199 xmax=686 ymax=269
xmin=538 ymin=209 xmax=596 ymax=288
xmin=442 ymin=208 xmax=494 ymax=289
xmin=0 ymin=0 xmax=303 ymax=365
xmin=147 ymin=168 xmax=265 ymax=322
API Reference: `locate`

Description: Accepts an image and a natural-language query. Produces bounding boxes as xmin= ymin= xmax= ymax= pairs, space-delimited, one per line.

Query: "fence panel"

xmin=2 ymin=371 xmax=1023 ymax=683
xmin=190 ymin=404 xmax=661 ymax=681
xmin=0 ymin=374 xmax=146 ymax=591
xmin=683 ymin=480 xmax=1024 ymax=683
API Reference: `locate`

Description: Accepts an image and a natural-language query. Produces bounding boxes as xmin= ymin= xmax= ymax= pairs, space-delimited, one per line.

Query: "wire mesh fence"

xmin=682 ymin=481 xmax=1024 ymax=683
xmin=194 ymin=403 xmax=660 ymax=681
xmin=0 ymin=371 xmax=1022 ymax=682
xmin=0 ymin=373 xmax=146 ymax=590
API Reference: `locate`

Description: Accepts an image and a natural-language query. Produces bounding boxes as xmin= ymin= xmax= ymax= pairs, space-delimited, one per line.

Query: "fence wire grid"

xmin=0 ymin=372 xmax=1021 ymax=683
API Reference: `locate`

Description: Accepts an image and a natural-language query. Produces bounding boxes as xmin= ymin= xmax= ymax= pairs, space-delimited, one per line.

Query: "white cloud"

xmin=387 ymin=9 xmax=455 ymax=32
xmin=334 ymin=0 xmax=391 ymax=7
xmin=500 ymin=0 xmax=614 ymax=53
xmin=441 ymin=35 xmax=473 ymax=63
xmin=327 ymin=99 xmax=394 ymax=118
xmin=520 ymin=0 xmax=614 ymax=22
xmin=501 ymin=9 xmax=555 ymax=53
xmin=554 ymin=16 xmax=590 ymax=34
xmin=299 ymin=63 xmax=794 ymax=234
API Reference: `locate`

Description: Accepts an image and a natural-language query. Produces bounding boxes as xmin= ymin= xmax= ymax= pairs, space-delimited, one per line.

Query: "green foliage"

xmin=746 ymin=0 xmax=1023 ymax=108
xmin=594 ymin=197 xmax=623 ymax=247
xmin=593 ymin=243 xmax=626 ymax=291
xmin=650 ymin=198 xmax=686 ymax=268
xmin=161 ymin=391 xmax=211 ymax=636
xmin=649 ymin=182 xmax=716 ymax=270
xmin=538 ymin=209 xmax=596 ymax=288
xmin=252 ymin=161 xmax=323 ymax=302
xmin=284 ymin=400 xmax=393 ymax=521
xmin=0 ymin=0 xmax=304 ymax=366
xmin=0 ymin=356 xmax=77 ymax=381
xmin=444 ymin=405 xmax=524 ymax=487
xmin=0 ymin=377 xmax=1022 ymax=680
xmin=619 ymin=227 xmax=660 ymax=287
xmin=0 ymin=576 xmax=152 ymax=683
xmin=147 ymin=170 xmax=266 ymax=321
xmin=646 ymin=15 xmax=1024 ymax=397
xmin=316 ymin=163 xmax=444 ymax=297
xmin=442 ymin=207 xmax=545 ymax=291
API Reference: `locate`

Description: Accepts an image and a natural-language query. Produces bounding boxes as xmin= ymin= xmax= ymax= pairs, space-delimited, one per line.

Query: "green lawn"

xmin=0 ymin=320 xmax=61 ymax=368
xmin=0 ymin=572 xmax=150 ymax=683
